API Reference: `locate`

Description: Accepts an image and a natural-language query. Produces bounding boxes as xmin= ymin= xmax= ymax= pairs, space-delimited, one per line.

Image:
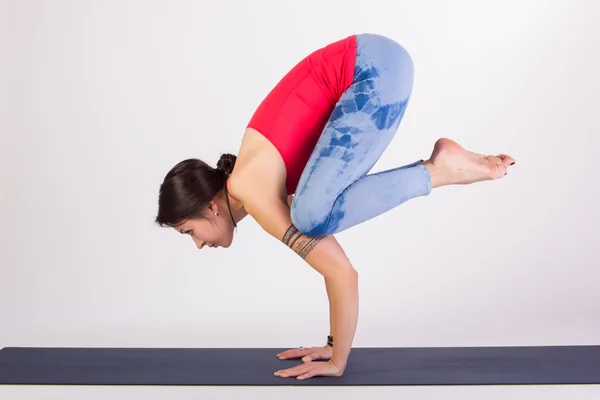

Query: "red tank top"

xmin=246 ymin=35 xmax=357 ymax=194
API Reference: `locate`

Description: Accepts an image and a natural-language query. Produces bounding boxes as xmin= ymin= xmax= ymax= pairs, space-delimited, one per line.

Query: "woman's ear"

xmin=208 ymin=200 xmax=220 ymax=216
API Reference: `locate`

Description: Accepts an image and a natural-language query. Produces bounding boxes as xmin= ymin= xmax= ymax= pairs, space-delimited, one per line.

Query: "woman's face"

xmin=173 ymin=201 xmax=234 ymax=249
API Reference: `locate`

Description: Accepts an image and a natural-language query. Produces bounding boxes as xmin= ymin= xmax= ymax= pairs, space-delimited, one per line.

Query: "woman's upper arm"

xmin=246 ymin=194 xmax=294 ymax=242
xmin=236 ymin=172 xmax=354 ymax=277
xmin=232 ymin=158 xmax=290 ymax=239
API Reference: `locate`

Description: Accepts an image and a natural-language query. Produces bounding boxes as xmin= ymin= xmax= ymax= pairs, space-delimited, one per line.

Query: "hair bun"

xmin=217 ymin=153 xmax=237 ymax=175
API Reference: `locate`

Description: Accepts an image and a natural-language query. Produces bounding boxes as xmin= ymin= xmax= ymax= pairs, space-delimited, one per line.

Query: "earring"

xmin=214 ymin=212 xmax=219 ymax=216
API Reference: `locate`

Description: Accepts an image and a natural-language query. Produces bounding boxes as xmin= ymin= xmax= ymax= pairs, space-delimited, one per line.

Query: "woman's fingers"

xmin=277 ymin=346 xmax=333 ymax=363
xmin=275 ymin=360 xmax=342 ymax=380
xmin=297 ymin=369 xmax=318 ymax=380
xmin=275 ymin=362 xmax=313 ymax=377
xmin=277 ymin=347 xmax=310 ymax=360
xmin=302 ymin=346 xmax=332 ymax=362
xmin=302 ymin=351 xmax=322 ymax=362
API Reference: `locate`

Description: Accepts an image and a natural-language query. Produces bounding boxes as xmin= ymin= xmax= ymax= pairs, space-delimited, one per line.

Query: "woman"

xmin=155 ymin=33 xmax=515 ymax=380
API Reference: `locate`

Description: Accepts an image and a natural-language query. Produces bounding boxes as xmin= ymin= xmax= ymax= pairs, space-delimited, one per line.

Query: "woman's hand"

xmin=277 ymin=345 xmax=332 ymax=363
xmin=274 ymin=359 xmax=342 ymax=380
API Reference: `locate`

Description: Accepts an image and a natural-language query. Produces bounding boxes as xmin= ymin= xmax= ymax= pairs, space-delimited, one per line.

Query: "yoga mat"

xmin=1 ymin=345 xmax=599 ymax=386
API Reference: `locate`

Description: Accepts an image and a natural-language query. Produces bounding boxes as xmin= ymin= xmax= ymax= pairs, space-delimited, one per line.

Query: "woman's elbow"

xmin=325 ymin=267 xmax=358 ymax=284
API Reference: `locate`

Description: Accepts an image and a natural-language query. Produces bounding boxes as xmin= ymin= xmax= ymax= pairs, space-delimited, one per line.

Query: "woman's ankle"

xmin=421 ymin=159 xmax=453 ymax=188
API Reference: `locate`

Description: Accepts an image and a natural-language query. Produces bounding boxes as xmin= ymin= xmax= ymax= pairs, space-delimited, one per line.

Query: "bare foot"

xmin=422 ymin=138 xmax=516 ymax=187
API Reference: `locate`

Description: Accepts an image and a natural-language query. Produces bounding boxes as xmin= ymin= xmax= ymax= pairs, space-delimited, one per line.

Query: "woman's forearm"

xmin=242 ymin=194 xmax=358 ymax=371
xmin=280 ymin=229 xmax=359 ymax=371
xmin=325 ymin=269 xmax=359 ymax=372
xmin=325 ymin=277 xmax=335 ymax=341
xmin=285 ymin=233 xmax=358 ymax=372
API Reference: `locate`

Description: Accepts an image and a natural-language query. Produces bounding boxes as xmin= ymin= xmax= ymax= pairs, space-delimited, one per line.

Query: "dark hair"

xmin=155 ymin=153 xmax=237 ymax=227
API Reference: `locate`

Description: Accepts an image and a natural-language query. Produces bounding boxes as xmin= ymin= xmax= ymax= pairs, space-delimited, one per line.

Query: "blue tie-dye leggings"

xmin=290 ymin=33 xmax=432 ymax=237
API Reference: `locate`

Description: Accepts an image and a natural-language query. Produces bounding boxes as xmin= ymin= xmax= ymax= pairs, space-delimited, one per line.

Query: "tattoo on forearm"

xmin=282 ymin=224 xmax=323 ymax=259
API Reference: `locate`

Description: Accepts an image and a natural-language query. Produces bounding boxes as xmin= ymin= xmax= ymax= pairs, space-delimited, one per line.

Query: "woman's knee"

xmin=290 ymin=198 xmax=331 ymax=237
xmin=382 ymin=40 xmax=414 ymax=102
xmin=357 ymin=33 xmax=414 ymax=102
xmin=290 ymin=197 xmax=313 ymax=235
xmin=291 ymin=196 xmax=345 ymax=237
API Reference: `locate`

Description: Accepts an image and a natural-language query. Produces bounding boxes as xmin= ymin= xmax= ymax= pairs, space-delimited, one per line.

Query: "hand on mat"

xmin=274 ymin=359 xmax=342 ymax=380
xmin=276 ymin=345 xmax=332 ymax=362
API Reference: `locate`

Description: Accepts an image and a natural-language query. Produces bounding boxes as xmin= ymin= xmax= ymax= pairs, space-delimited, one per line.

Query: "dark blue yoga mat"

xmin=1 ymin=345 xmax=599 ymax=386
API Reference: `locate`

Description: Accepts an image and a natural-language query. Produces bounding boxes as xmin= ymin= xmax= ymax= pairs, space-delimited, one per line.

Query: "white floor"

xmin=1 ymin=385 xmax=600 ymax=400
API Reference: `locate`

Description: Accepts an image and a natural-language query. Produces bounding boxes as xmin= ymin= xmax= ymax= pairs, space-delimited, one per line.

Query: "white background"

xmin=1 ymin=0 xmax=599 ymax=398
